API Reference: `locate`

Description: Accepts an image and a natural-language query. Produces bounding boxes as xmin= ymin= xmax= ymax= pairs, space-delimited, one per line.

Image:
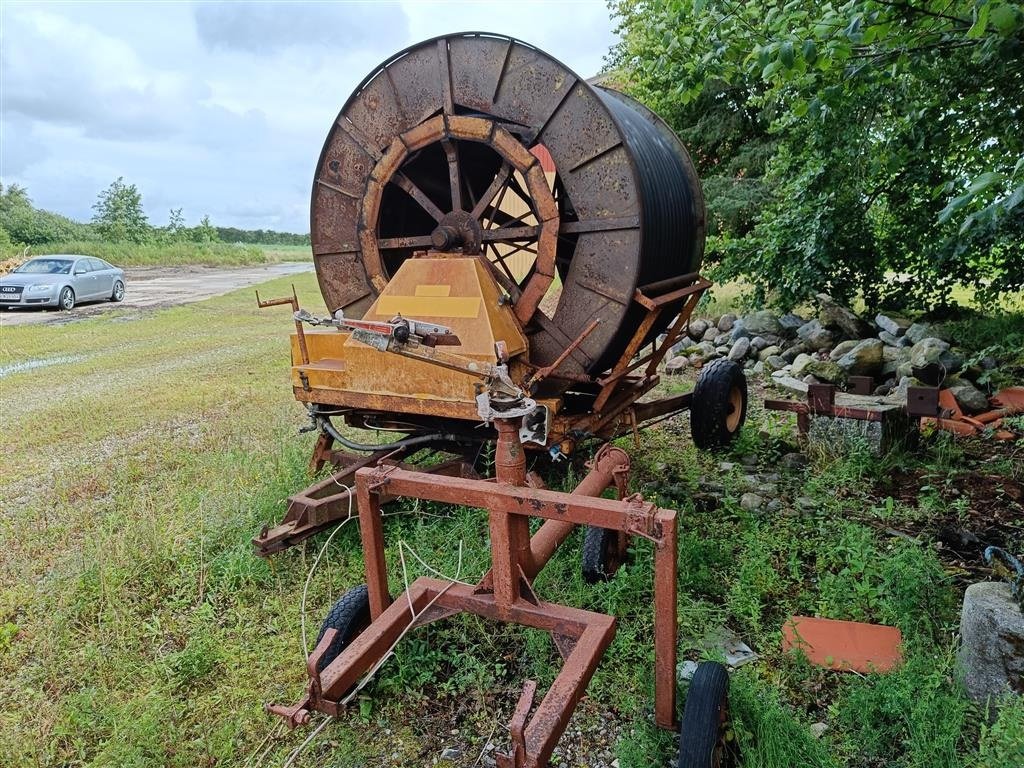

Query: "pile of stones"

xmin=663 ymin=293 xmax=998 ymax=413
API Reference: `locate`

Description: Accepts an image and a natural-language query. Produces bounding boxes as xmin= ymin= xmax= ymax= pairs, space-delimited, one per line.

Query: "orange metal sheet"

xmin=782 ymin=616 xmax=903 ymax=673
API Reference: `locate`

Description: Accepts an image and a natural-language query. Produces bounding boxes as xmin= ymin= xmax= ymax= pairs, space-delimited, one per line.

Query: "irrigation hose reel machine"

xmin=259 ymin=33 xmax=749 ymax=768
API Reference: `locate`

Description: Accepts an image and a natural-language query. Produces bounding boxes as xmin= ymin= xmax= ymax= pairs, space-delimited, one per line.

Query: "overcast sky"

xmin=0 ymin=1 xmax=620 ymax=233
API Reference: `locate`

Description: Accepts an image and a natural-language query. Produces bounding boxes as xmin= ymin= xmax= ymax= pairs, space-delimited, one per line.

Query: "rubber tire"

xmin=314 ymin=584 xmax=372 ymax=674
xmin=690 ymin=359 xmax=747 ymax=449
xmin=678 ymin=662 xmax=731 ymax=768
xmin=582 ymin=526 xmax=617 ymax=584
xmin=111 ymin=280 xmax=125 ymax=302
xmin=59 ymin=286 xmax=75 ymax=311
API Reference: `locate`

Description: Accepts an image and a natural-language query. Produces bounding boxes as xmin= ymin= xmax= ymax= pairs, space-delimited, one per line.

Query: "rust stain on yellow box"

xmin=375 ymin=295 xmax=481 ymax=318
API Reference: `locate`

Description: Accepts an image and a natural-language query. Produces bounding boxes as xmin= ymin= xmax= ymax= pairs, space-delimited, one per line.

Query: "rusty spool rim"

xmin=357 ymin=115 xmax=558 ymax=326
xmin=310 ymin=32 xmax=705 ymax=377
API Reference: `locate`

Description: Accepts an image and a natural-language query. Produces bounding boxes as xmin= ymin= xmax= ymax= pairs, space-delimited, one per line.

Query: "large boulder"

xmin=728 ymin=337 xmax=751 ymax=362
xmin=946 ymin=377 xmax=991 ymax=414
xmin=958 ymin=582 xmax=1024 ymax=704
xmin=875 ymin=313 xmax=912 ymax=337
xmin=836 ymin=339 xmax=885 ymax=377
xmin=791 ymin=353 xmax=814 ymax=377
xmin=906 ymin=321 xmax=952 ymax=345
xmin=804 ymin=359 xmax=846 ymax=385
xmin=817 ymin=293 xmax=872 ymax=338
xmin=665 ymin=356 xmax=690 ymax=375
xmin=688 ymin=318 xmax=709 ymax=341
xmin=829 ymin=339 xmax=860 ymax=361
xmin=717 ymin=313 xmax=737 ymax=332
xmin=796 ymin=319 xmax=834 ymax=351
xmin=910 ymin=338 xmax=964 ymax=385
xmin=742 ymin=310 xmax=783 ymax=336
xmin=778 ymin=312 xmax=807 ymax=337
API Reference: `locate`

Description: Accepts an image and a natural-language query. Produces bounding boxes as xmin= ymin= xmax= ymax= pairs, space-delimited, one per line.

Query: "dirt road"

xmin=0 ymin=262 xmax=313 ymax=327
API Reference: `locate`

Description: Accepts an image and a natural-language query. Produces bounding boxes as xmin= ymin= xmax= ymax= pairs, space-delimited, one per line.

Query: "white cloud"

xmin=0 ymin=0 xmax=619 ymax=232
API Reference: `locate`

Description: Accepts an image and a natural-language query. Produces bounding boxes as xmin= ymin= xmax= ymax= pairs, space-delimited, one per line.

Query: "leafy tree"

xmin=165 ymin=208 xmax=187 ymax=242
xmin=0 ymin=183 xmax=91 ymax=245
xmin=191 ymin=214 xmax=219 ymax=244
xmin=91 ymin=177 xmax=151 ymax=244
xmin=610 ymin=0 xmax=1024 ymax=312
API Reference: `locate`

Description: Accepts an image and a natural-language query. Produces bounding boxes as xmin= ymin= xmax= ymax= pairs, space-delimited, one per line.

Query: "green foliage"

xmin=610 ymin=0 xmax=1024 ymax=311
xmin=977 ymin=695 xmax=1024 ymax=767
xmin=32 ymin=239 xmax=266 ymax=267
xmin=836 ymin=650 xmax=972 ymax=768
xmin=215 ymin=226 xmax=311 ymax=245
xmin=91 ymin=177 xmax=152 ymax=243
xmin=0 ymin=183 xmax=92 ymax=245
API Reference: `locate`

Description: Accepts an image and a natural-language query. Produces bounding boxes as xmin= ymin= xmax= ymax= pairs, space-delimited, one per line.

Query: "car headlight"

xmin=27 ymin=284 xmax=55 ymax=291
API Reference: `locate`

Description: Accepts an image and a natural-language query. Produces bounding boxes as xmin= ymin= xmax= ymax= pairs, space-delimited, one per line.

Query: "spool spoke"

xmin=378 ymin=234 xmax=435 ymax=250
xmin=487 ymin=243 xmax=519 ymax=285
xmin=481 ymin=225 xmax=540 ymax=242
xmin=391 ymin=172 xmax=446 ymax=222
xmin=470 ymin=162 xmax=512 ymax=221
xmin=442 ymin=140 xmax=462 ymax=212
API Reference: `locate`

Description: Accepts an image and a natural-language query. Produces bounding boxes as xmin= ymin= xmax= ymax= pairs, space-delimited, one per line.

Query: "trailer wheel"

xmin=678 ymin=662 xmax=732 ymax=768
xmin=314 ymin=584 xmax=372 ymax=673
xmin=690 ymin=359 xmax=747 ymax=449
xmin=581 ymin=526 xmax=624 ymax=584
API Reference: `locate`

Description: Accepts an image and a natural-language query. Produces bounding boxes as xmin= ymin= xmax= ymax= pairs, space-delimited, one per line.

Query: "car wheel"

xmin=59 ymin=287 xmax=75 ymax=311
xmin=111 ymin=280 xmax=125 ymax=302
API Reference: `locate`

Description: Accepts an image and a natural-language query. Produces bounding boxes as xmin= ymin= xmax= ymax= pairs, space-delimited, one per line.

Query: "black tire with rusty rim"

xmin=314 ymin=584 xmax=372 ymax=674
xmin=690 ymin=359 xmax=747 ymax=449
xmin=678 ymin=661 xmax=732 ymax=768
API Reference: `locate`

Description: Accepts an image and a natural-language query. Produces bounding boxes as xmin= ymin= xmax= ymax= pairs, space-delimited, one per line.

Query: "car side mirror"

xmin=75 ymin=269 xmax=86 ymax=275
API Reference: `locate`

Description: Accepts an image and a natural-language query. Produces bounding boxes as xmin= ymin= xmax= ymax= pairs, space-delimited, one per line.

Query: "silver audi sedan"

xmin=0 ymin=255 xmax=125 ymax=310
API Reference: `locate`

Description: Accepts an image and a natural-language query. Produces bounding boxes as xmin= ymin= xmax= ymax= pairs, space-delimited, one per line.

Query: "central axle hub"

xmin=431 ymin=211 xmax=482 ymax=253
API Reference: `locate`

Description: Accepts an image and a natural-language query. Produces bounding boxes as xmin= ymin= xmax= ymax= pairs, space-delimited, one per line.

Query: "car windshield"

xmin=14 ymin=258 xmax=74 ymax=275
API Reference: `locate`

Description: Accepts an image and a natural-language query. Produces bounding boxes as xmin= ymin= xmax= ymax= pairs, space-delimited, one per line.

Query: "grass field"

xmin=1 ymin=276 xmax=1022 ymax=767
xmin=9 ymin=241 xmax=313 ymax=271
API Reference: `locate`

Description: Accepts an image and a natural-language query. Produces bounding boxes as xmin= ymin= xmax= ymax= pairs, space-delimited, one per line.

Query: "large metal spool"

xmin=311 ymin=33 xmax=705 ymax=379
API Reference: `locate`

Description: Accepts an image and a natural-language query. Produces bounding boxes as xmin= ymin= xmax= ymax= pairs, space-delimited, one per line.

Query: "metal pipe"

xmin=319 ymin=416 xmax=469 ymax=454
xmin=524 ymin=444 xmax=630 ymax=580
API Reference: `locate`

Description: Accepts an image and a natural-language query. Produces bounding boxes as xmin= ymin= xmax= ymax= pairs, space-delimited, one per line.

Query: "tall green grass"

xmin=30 ymin=240 xmax=269 ymax=267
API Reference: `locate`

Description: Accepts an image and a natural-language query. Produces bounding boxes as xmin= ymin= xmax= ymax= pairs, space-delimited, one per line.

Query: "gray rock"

xmin=758 ymin=345 xmax=782 ymax=361
xmin=957 ymin=582 xmax=1024 ymax=704
xmin=796 ymin=319 xmax=834 ymax=352
xmin=740 ymin=493 xmax=764 ymax=512
xmin=874 ymin=381 xmax=895 ymax=396
xmin=906 ymin=321 xmax=952 ymax=345
xmin=980 ymin=355 xmax=998 ymax=370
xmin=836 ymin=339 xmax=884 ymax=376
xmin=665 ymin=356 xmax=690 ymax=375
xmin=878 ymin=330 xmax=911 ymax=348
xmin=875 ymin=313 xmax=912 ymax=336
xmin=829 ymin=339 xmax=860 ymax=361
xmin=889 ymin=375 xmax=927 ymax=403
xmin=804 ymin=359 xmax=846 ymax=385
xmin=773 ymin=376 xmax=810 ymax=397
xmin=728 ymin=337 xmax=751 ymax=362
xmin=729 ymin=319 xmax=751 ymax=341
xmin=778 ymin=312 xmax=806 ymax=337
xmin=796 ymin=496 xmax=817 ymax=512
xmin=782 ymin=343 xmax=809 ymax=363
xmin=702 ymin=325 xmax=721 ymax=343
xmin=790 ymin=353 xmax=813 ymax=377
xmin=717 ymin=313 xmax=737 ymax=332
xmin=817 ymin=293 xmax=872 ymax=338
xmin=803 ymin=374 xmax=822 ymax=385
xmin=742 ymin=310 xmax=782 ymax=336
xmin=810 ymin=722 xmax=829 ymax=739
xmin=947 ymin=377 xmax=990 ymax=414
xmin=781 ymin=452 xmax=808 ymax=470
xmin=910 ymin=338 xmax=964 ymax=384
xmin=765 ymin=355 xmax=788 ymax=373
xmin=688 ymin=318 xmax=709 ymax=340
xmin=750 ymin=336 xmax=770 ymax=353
xmin=751 ymin=361 xmax=764 ymax=376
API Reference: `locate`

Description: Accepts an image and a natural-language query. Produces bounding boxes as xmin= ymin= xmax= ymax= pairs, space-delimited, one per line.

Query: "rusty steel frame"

xmin=252 ymin=446 xmax=478 ymax=557
xmin=269 ymin=418 xmax=678 ymax=768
